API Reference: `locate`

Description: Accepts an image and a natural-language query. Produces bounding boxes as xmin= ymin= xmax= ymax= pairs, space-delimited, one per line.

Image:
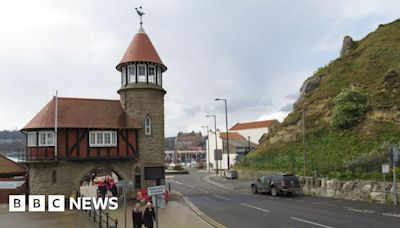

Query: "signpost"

xmin=148 ymin=185 xmax=166 ymax=228
xmin=117 ymin=180 xmax=135 ymax=228
xmin=382 ymin=164 xmax=390 ymax=201
xmin=214 ymin=149 xmax=222 ymax=175
xmin=392 ymin=146 xmax=399 ymax=205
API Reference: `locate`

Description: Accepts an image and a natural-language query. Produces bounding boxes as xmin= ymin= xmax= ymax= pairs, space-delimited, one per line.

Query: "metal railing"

xmin=84 ymin=207 xmax=118 ymax=228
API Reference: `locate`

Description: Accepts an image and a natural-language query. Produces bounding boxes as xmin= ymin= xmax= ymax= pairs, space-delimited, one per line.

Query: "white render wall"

xmin=206 ymin=131 xmax=239 ymax=170
xmin=232 ymin=127 xmax=269 ymax=144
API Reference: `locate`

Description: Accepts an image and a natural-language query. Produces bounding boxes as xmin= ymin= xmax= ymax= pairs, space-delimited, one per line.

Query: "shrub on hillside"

xmin=331 ymin=87 xmax=367 ymax=129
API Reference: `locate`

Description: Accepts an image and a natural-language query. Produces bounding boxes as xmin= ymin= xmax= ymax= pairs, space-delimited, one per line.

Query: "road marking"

xmin=326 ymin=204 xmax=336 ymax=207
xmin=382 ymin=212 xmax=400 ymax=218
xmin=290 ymin=217 xmax=333 ymax=228
xmin=175 ymin=181 xmax=183 ymax=185
xmin=297 ymin=200 xmax=305 ymax=203
xmin=212 ymin=194 xmax=230 ymax=201
xmin=186 ymin=184 xmax=195 ymax=189
xmin=344 ymin=207 xmax=375 ymax=214
xmin=198 ymin=188 xmax=209 ymax=194
xmin=240 ymin=203 xmax=269 ymax=213
xmin=286 ymin=198 xmax=292 ymax=201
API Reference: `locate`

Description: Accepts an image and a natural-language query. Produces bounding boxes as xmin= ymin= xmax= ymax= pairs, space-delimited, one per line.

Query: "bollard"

xmin=99 ymin=208 xmax=102 ymax=228
xmin=169 ymin=182 xmax=171 ymax=192
xmin=106 ymin=212 xmax=109 ymax=228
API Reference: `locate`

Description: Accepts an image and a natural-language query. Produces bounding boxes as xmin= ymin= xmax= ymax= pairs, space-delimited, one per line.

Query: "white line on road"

xmin=198 ymin=188 xmax=209 ymax=194
xmin=290 ymin=217 xmax=333 ymax=228
xmin=344 ymin=207 xmax=375 ymax=214
xmin=186 ymin=184 xmax=195 ymax=189
xmin=212 ymin=194 xmax=231 ymax=201
xmin=297 ymin=200 xmax=305 ymax=203
xmin=175 ymin=181 xmax=183 ymax=185
xmin=240 ymin=203 xmax=269 ymax=213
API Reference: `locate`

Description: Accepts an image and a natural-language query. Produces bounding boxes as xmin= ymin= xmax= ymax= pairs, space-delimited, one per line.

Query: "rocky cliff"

xmin=239 ymin=19 xmax=400 ymax=179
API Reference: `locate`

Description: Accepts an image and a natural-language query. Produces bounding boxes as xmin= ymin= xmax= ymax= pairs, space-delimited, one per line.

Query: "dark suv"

xmin=251 ymin=174 xmax=300 ymax=196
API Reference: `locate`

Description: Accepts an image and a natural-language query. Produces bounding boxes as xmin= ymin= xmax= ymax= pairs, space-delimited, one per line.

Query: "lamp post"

xmin=215 ymin=98 xmax=230 ymax=170
xmin=206 ymin=115 xmax=219 ymax=175
xmin=201 ymin=126 xmax=211 ymax=172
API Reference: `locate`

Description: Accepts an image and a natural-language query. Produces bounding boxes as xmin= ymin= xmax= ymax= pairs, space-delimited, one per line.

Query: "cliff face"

xmin=239 ymin=20 xmax=400 ymax=178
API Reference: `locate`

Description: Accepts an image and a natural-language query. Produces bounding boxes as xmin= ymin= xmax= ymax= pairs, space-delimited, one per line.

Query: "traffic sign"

xmin=116 ymin=180 xmax=135 ymax=188
xmin=392 ymin=146 xmax=399 ymax=163
xmin=148 ymin=185 xmax=166 ymax=196
xmin=382 ymin=164 xmax=390 ymax=174
xmin=214 ymin=149 xmax=222 ymax=160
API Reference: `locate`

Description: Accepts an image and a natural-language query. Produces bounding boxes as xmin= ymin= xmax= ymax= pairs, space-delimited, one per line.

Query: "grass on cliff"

xmin=238 ymin=20 xmax=400 ymax=180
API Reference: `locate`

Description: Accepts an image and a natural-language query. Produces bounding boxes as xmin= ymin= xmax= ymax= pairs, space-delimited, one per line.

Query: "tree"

xmin=331 ymin=87 xmax=367 ymax=129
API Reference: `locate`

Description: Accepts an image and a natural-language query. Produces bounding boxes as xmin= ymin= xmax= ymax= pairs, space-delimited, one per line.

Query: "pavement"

xmin=169 ymin=169 xmax=400 ymax=228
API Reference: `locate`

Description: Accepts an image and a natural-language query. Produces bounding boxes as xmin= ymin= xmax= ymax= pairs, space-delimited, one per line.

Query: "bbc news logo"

xmin=9 ymin=195 xmax=119 ymax=212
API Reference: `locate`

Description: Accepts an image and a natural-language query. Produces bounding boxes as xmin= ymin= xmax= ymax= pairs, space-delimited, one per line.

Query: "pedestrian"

xmin=132 ymin=203 xmax=142 ymax=228
xmin=142 ymin=202 xmax=156 ymax=228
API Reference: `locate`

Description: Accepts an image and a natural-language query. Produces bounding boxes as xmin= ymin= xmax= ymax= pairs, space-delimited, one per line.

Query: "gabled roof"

xmin=23 ymin=97 xmax=141 ymax=130
xmin=220 ymin=132 xmax=246 ymax=141
xmin=0 ymin=154 xmax=26 ymax=175
xmin=116 ymin=27 xmax=165 ymax=71
xmin=230 ymin=119 xmax=277 ymax=131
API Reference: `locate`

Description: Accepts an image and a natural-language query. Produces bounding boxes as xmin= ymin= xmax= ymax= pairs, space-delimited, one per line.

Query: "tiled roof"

xmin=0 ymin=154 xmax=26 ymax=175
xmin=230 ymin=119 xmax=277 ymax=131
xmin=116 ymin=27 xmax=165 ymax=70
xmin=23 ymin=97 xmax=141 ymax=130
xmin=220 ymin=132 xmax=246 ymax=141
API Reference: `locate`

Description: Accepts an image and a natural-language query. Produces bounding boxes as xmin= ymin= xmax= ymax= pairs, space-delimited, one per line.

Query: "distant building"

xmin=0 ymin=154 xmax=27 ymax=203
xmin=175 ymin=131 xmax=205 ymax=163
xmin=230 ymin=119 xmax=279 ymax=144
xmin=207 ymin=131 xmax=256 ymax=170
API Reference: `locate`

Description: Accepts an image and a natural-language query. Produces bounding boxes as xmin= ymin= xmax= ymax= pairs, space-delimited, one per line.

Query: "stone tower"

xmin=116 ymin=25 xmax=166 ymax=188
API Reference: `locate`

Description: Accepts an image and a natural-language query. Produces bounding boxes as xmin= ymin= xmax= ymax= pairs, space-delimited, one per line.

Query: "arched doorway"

xmin=79 ymin=167 xmax=121 ymax=198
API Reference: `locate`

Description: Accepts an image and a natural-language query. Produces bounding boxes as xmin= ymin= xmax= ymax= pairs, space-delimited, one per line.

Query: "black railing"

xmin=84 ymin=207 xmax=118 ymax=228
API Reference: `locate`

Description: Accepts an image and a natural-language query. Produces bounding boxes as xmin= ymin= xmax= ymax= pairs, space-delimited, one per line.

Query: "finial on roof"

xmin=135 ymin=6 xmax=145 ymax=27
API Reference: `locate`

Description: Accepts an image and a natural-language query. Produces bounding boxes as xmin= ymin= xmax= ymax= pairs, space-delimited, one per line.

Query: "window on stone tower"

xmin=157 ymin=67 xmax=162 ymax=85
xmin=145 ymin=115 xmax=152 ymax=135
xmin=122 ymin=66 xmax=127 ymax=86
xmin=138 ymin=65 xmax=146 ymax=82
xmin=128 ymin=65 xmax=136 ymax=83
xmin=148 ymin=66 xmax=155 ymax=83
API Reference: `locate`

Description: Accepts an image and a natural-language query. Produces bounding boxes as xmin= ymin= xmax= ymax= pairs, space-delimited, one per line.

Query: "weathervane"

xmin=135 ymin=6 xmax=145 ymax=26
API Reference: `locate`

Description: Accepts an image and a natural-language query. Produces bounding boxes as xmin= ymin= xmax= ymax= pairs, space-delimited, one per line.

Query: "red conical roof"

xmin=116 ymin=27 xmax=165 ymax=71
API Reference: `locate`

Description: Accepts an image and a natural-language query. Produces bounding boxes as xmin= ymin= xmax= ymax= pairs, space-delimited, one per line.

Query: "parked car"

xmin=251 ymin=174 xmax=300 ymax=196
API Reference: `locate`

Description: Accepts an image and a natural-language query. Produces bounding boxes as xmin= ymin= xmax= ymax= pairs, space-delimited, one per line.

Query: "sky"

xmin=0 ymin=0 xmax=399 ymax=137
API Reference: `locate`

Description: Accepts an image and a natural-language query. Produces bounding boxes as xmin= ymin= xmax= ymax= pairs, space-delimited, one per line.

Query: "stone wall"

xmin=237 ymin=169 xmax=399 ymax=203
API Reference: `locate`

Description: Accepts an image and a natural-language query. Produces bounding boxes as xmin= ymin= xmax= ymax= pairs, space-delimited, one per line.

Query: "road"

xmin=168 ymin=169 xmax=400 ymax=228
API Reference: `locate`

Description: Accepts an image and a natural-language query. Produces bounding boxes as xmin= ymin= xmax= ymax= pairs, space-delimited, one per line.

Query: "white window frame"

xmin=89 ymin=131 xmax=117 ymax=147
xmin=38 ymin=131 xmax=55 ymax=147
xmin=27 ymin=132 xmax=37 ymax=147
xmin=138 ymin=64 xmax=146 ymax=82
xmin=157 ymin=67 xmax=162 ymax=85
xmin=145 ymin=115 xmax=152 ymax=135
xmin=122 ymin=66 xmax=127 ymax=86
xmin=148 ymin=66 xmax=155 ymax=83
xmin=128 ymin=65 xmax=136 ymax=83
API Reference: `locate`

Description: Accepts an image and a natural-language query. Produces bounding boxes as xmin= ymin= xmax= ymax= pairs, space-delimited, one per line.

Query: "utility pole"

xmin=206 ymin=115 xmax=218 ymax=175
xmin=201 ymin=126 xmax=211 ymax=172
xmin=302 ymin=107 xmax=306 ymax=176
xmin=215 ymin=98 xmax=230 ymax=170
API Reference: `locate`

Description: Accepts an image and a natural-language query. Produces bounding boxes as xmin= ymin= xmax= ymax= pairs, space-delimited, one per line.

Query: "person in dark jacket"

xmin=142 ymin=202 xmax=156 ymax=228
xmin=132 ymin=203 xmax=142 ymax=228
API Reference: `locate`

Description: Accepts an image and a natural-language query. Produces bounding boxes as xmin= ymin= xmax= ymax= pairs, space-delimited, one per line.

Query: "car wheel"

xmin=270 ymin=187 xmax=277 ymax=197
xmin=252 ymin=185 xmax=258 ymax=194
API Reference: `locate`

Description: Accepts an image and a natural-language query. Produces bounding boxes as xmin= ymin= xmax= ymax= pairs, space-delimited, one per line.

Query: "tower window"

xmin=138 ymin=65 xmax=146 ymax=82
xmin=157 ymin=67 xmax=162 ymax=86
xmin=145 ymin=115 xmax=152 ymax=135
xmin=148 ymin=66 xmax=155 ymax=83
xmin=122 ymin=66 xmax=127 ymax=86
xmin=128 ymin=65 xmax=136 ymax=83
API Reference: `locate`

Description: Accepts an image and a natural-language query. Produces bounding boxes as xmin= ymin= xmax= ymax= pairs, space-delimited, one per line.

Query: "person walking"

xmin=132 ymin=203 xmax=142 ymax=228
xmin=142 ymin=202 xmax=156 ymax=228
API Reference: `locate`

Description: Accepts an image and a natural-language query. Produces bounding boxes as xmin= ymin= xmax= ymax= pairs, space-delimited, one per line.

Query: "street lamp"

xmin=201 ymin=125 xmax=211 ymax=172
xmin=206 ymin=114 xmax=219 ymax=175
xmin=215 ymin=98 xmax=230 ymax=170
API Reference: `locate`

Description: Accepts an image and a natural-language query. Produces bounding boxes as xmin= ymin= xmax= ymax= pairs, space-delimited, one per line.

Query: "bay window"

xmin=138 ymin=65 xmax=146 ymax=82
xmin=148 ymin=66 xmax=155 ymax=83
xmin=128 ymin=65 xmax=136 ymax=83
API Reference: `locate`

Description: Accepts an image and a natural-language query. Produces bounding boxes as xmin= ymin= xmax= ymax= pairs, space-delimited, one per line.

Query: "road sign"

xmin=116 ymin=180 xmax=135 ymax=188
xmin=392 ymin=146 xmax=399 ymax=162
xmin=144 ymin=166 xmax=165 ymax=180
xmin=214 ymin=149 xmax=222 ymax=160
xmin=148 ymin=185 xmax=166 ymax=196
xmin=382 ymin=164 xmax=390 ymax=174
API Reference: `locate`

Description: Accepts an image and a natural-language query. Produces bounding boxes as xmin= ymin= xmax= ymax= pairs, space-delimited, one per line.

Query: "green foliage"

xmin=331 ymin=87 xmax=367 ymax=129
